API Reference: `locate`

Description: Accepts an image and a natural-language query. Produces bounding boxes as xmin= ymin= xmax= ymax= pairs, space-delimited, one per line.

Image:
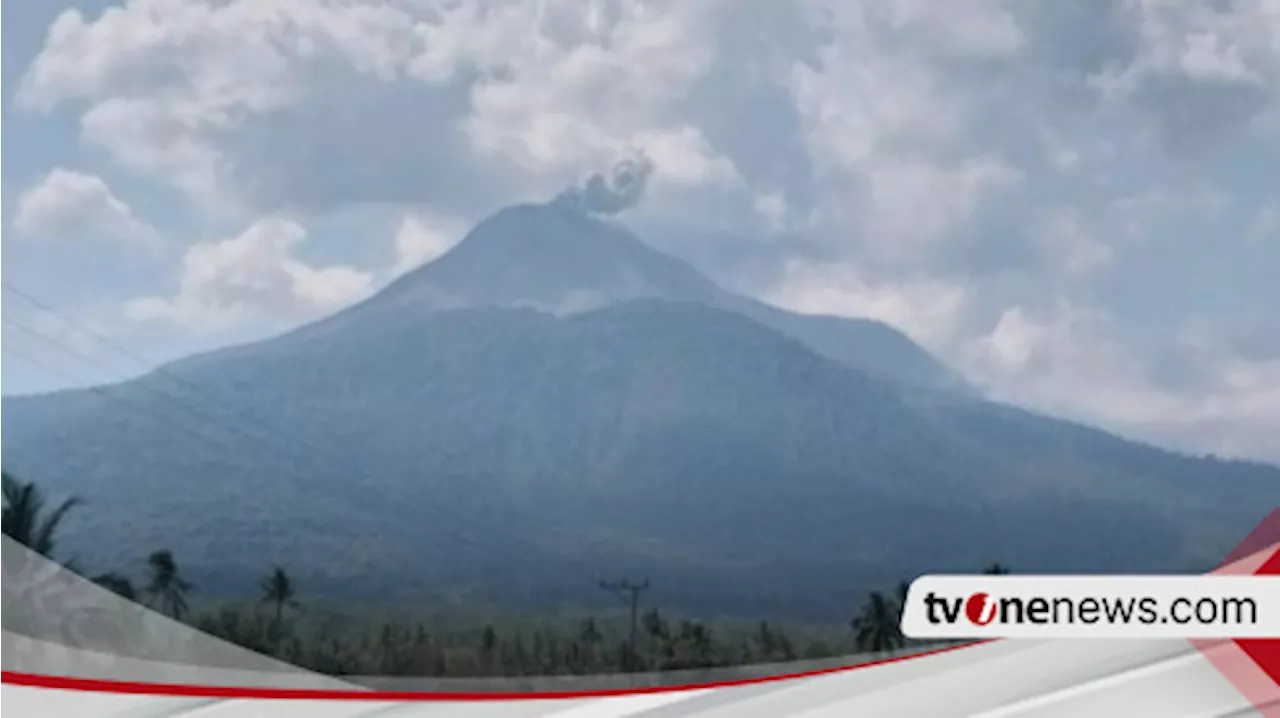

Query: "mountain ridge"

xmin=2 ymin=201 xmax=1275 ymax=620
xmin=267 ymin=200 xmax=969 ymax=394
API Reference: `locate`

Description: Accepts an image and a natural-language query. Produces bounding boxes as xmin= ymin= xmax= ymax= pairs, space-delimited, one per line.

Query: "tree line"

xmin=2 ymin=471 xmax=1008 ymax=676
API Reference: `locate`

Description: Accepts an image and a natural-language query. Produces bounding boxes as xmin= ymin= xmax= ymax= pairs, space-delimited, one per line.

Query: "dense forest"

xmin=2 ymin=471 xmax=1003 ymax=676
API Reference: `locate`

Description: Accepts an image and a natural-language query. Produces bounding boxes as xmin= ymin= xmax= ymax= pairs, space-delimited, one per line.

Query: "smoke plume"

xmin=556 ymin=152 xmax=654 ymax=215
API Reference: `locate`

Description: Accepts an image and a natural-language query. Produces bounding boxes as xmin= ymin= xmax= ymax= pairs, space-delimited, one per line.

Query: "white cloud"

xmin=1186 ymin=358 xmax=1280 ymax=459
xmin=456 ymin=1 xmax=741 ymax=198
xmin=1144 ymin=2 xmax=1277 ymax=86
xmin=958 ymin=302 xmax=1280 ymax=462
xmin=764 ymin=260 xmax=972 ymax=349
xmin=752 ymin=191 xmax=788 ymax=230
xmin=967 ymin=308 xmax=1186 ymax=427
xmin=19 ymin=0 xmax=422 ymax=208
xmin=787 ymin=2 xmax=1023 ymax=258
xmin=13 ymin=168 xmax=157 ymax=245
xmin=19 ymin=0 xmax=738 ymax=212
xmin=789 ymin=39 xmax=955 ymax=172
xmin=860 ymin=156 xmax=1021 ymax=257
xmin=11 ymin=0 xmax=1280 ymax=464
xmin=880 ymin=0 xmax=1024 ymax=58
xmin=1179 ymin=31 xmax=1259 ymax=85
xmin=1072 ymin=5 xmax=1280 ymax=192
xmin=1038 ymin=211 xmax=1114 ymax=278
xmin=969 ymin=305 xmax=1043 ymax=376
xmin=125 ymin=217 xmax=373 ymax=331
xmin=634 ymin=127 xmax=741 ymax=188
xmin=393 ymin=211 xmax=467 ymax=275
xmin=771 ymin=255 xmax=1280 ymax=462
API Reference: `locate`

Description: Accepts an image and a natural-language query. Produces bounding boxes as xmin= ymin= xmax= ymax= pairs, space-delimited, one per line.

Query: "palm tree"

xmin=479 ymin=625 xmax=499 ymax=674
xmin=642 ymin=608 xmax=673 ymax=663
xmin=145 ymin=550 xmax=193 ymax=620
xmin=894 ymin=579 xmax=913 ymax=625
xmin=579 ymin=617 xmax=602 ymax=666
xmin=895 ymin=580 xmax=911 ymax=611
xmin=92 ymin=573 xmax=138 ymax=601
xmin=852 ymin=590 xmax=905 ymax=654
xmin=756 ymin=620 xmax=777 ymax=659
xmin=673 ymin=621 xmax=716 ymax=668
xmin=2 ymin=472 xmax=81 ymax=560
xmin=692 ymin=624 xmax=716 ymax=665
xmin=259 ymin=565 xmax=300 ymax=628
xmin=480 ymin=625 xmax=498 ymax=654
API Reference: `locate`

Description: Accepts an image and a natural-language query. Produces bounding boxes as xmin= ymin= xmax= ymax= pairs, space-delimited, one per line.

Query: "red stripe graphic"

xmin=0 ymin=641 xmax=986 ymax=701
xmin=1219 ymin=509 xmax=1280 ymax=569
xmin=5 ymin=510 xmax=1276 ymax=704
xmin=1197 ymin=508 xmax=1280 ymax=717
xmin=1235 ymin=547 xmax=1280 ymax=688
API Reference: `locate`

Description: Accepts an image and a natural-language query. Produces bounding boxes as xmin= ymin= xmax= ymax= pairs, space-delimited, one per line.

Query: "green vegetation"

xmin=2 ymin=471 xmax=991 ymax=676
xmin=145 ymin=549 xmax=194 ymax=620
xmin=1 ymin=470 xmax=81 ymax=561
xmin=4 ymin=298 xmax=1274 ymax=623
xmin=4 ymin=200 xmax=1276 ymax=626
xmin=0 ymin=298 xmax=1259 ymax=622
xmin=4 ymin=201 xmax=1269 ymax=677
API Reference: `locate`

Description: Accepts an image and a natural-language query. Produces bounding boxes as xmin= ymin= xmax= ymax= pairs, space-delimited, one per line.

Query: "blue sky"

xmin=2 ymin=0 xmax=1278 ymax=463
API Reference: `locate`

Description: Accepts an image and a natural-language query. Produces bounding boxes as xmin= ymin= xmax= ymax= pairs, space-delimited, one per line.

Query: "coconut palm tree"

xmin=673 ymin=621 xmax=716 ymax=668
xmin=891 ymin=579 xmax=917 ymax=649
xmin=92 ymin=573 xmax=138 ymax=601
xmin=478 ymin=625 xmax=499 ymax=674
xmin=756 ymin=620 xmax=778 ymax=659
xmin=852 ymin=590 xmax=905 ymax=654
xmin=895 ymin=580 xmax=911 ymax=611
xmin=259 ymin=565 xmax=300 ymax=628
xmin=2 ymin=471 xmax=81 ymax=560
xmin=642 ymin=607 xmax=673 ymax=663
xmin=579 ymin=617 xmax=603 ymax=666
xmin=480 ymin=625 xmax=498 ymax=654
xmin=145 ymin=550 xmax=193 ymax=620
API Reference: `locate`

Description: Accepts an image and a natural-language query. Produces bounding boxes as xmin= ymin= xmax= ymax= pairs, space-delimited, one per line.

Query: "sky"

xmin=1 ymin=0 xmax=1277 ymax=464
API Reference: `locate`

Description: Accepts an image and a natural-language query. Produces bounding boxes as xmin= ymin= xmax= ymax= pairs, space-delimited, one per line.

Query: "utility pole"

xmin=600 ymin=578 xmax=650 ymax=677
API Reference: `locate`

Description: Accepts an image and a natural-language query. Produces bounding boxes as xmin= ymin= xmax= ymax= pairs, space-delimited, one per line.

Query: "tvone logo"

xmin=965 ymin=592 xmax=998 ymax=626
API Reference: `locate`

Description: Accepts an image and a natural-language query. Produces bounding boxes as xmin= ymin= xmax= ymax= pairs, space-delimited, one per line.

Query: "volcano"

xmin=3 ymin=200 xmax=1275 ymax=620
xmin=272 ymin=200 xmax=968 ymax=394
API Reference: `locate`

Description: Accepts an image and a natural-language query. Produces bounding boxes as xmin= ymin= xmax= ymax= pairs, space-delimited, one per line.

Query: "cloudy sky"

xmin=2 ymin=0 xmax=1278 ymax=463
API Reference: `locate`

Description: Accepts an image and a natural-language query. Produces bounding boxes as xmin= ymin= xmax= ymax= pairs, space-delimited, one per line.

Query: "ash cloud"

xmin=556 ymin=152 xmax=655 ymax=215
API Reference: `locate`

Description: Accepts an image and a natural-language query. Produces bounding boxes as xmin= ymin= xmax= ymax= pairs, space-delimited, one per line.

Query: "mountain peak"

xmin=370 ymin=200 xmax=719 ymax=315
xmin=287 ymin=200 xmax=965 ymax=392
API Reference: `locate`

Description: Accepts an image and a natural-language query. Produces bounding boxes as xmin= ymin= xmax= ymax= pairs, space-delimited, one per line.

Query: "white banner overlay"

xmin=901 ymin=575 xmax=1280 ymax=639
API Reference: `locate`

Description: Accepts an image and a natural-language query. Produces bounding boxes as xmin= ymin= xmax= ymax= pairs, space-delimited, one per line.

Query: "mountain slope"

xmin=277 ymin=200 xmax=965 ymax=392
xmin=3 ymin=299 xmax=1275 ymax=620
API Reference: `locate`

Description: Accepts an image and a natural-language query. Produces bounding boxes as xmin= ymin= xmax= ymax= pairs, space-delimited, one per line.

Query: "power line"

xmin=4 ymin=309 xmax=452 ymax=529
xmin=3 ymin=282 xmax=666 ymax=614
xmin=1 ymin=312 xmax=490 ymax=554
xmin=5 ymin=290 xmax=690 ymax=671
xmin=1 ymin=325 xmax=377 ymax=510
xmin=600 ymin=577 xmax=650 ymax=677
xmin=5 ymin=315 xmax=284 ymax=445
xmin=1 ymin=284 xmax=614 ymax=582
xmin=0 ymin=277 xmax=404 ymax=483
xmin=2 ymin=343 xmax=262 ymax=460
